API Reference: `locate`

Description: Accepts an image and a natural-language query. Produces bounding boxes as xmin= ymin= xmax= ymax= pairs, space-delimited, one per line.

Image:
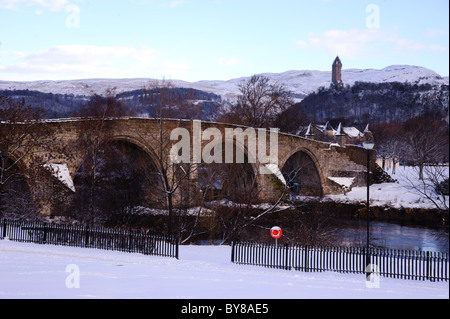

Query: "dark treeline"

xmin=276 ymin=82 xmax=449 ymax=133
xmin=0 ymin=87 xmax=223 ymax=121
xmin=2 ymin=81 xmax=448 ymax=129
xmin=0 ymin=89 xmax=88 ymax=119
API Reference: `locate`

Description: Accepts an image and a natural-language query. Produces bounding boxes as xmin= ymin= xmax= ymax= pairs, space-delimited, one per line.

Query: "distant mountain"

xmin=1 ymin=65 xmax=448 ymax=123
xmin=1 ymin=65 xmax=448 ymax=102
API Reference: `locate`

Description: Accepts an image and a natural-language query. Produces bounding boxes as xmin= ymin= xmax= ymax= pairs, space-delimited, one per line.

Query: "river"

xmin=338 ymin=220 xmax=449 ymax=253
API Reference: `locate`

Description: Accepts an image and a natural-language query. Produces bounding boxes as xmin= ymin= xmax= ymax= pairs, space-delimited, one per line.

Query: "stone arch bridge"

xmin=18 ymin=118 xmax=375 ymax=213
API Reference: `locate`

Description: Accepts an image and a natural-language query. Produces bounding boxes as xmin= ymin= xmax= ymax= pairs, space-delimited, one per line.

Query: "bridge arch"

xmin=71 ymin=136 xmax=165 ymax=218
xmin=198 ymin=137 xmax=258 ymax=202
xmin=281 ymin=148 xmax=323 ymax=197
xmin=71 ymin=133 xmax=162 ymax=178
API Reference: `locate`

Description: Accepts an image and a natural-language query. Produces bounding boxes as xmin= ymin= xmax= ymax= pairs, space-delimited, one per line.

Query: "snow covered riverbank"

xmin=326 ymin=165 xmax=448 ymax=211
xmin=0 ymin=240 xmax=448 ymax=300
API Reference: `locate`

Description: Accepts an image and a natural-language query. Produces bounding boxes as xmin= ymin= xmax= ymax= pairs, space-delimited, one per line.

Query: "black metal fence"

xmin=231 ymin=241 xmax=449 ymax=282
xmin=0 ymin=218 xmax=179 ymax=259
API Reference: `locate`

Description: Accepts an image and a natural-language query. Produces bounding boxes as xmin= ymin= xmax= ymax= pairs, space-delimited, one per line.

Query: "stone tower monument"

xmin=332 ymin=56 xmax=343 ymax=87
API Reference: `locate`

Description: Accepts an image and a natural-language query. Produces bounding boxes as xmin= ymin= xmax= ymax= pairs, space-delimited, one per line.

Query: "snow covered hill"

xmin=0 ymin=65 xmax=447 ymax=101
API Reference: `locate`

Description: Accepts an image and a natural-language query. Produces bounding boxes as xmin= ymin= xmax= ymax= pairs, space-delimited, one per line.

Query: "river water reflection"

xmin=338 ymin=220 xmax=449 ymax=253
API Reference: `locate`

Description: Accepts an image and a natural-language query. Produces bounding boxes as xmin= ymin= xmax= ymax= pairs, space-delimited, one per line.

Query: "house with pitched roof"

xmin=302 ymin=122 xmax=368 ymax=146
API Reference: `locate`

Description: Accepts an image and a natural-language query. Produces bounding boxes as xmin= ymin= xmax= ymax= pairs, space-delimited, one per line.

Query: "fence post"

xmin=175 ymin=236 xmax=179 ymax=260
xmin=231 ymin=241 xmax=235 ymax=263
xmin=305 ymin=245 xmax=309 ymax=272
xmin=85 ymin=226 xmax=89 ymax=247
xmin=285 ymin=244 xmax=290 ymax=270
xmin=2 ymin=219 xmax=6 ymax=239
xmin=42 ymin=223 xmax=47 ymax=244
xmin=128 ymin=229 xmax=132 ymax=252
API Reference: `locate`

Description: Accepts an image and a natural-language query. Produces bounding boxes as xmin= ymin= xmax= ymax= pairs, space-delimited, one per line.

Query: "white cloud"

xmin=217 ymin=57 xmax=242 ymax=67
xmin=0 ymin=45 xmax=191 ymax=80
xmin=167 ymin=0 xmax=183 ymax=8
xmin=138 ymin=0 xmax=185 ymax=8
xmin=422 ymin=28 xmax=449 ymax=38
xmin=295 ymin=28 xmax=447 ymax=60
xmin=296 ymin=28 xmax=389 ymax=59
xmin=428 ymin=44 xmax=448 ymax=52
xmin=0 ymin=0 xmax=69 ymax=11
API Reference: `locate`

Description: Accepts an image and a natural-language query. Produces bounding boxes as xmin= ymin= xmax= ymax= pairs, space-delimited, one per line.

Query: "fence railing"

xmin=0 ymin=218 xmax=179 ymax=259
xmin=231 ymin=241 xmax=449 ymax=282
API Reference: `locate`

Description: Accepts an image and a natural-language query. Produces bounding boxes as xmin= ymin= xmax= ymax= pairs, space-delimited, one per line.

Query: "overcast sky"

xmin=0 ymin=0 xmax=448 ymax=81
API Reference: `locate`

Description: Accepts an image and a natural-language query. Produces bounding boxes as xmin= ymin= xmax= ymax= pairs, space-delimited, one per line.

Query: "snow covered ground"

xmin=1 ymin=166 xmax=448 ymax=300
xmin=326 ymin=165 xmax=449 ymax=210
xmin=0 ymin=240 xmax=448 ymax=300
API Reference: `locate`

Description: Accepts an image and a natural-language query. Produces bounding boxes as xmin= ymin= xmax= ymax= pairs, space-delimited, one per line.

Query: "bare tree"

xmin=197 ymin=150 xmax=291 ymax=244
xmin=220 ymin=75 xmax=294 ymax=128
xmin=144 ymin=79 xmax=201 ymax=120
xmin=71 ymin=91 xmax=135 ymax=225
xmin=0 ymin=96 xmax=61 ymax=219
xmin=372 ymin=122 xmax=403 ymax=174
xmin=285 ymin=200 xmax=340 ymax=246
xmin=138 ymin=80 xmax=202 ymax=235
xmin=403 ymin=165 xmax=449 ymax=218
xmin=138 ymin=80 xmax=292 ymax=239
xmin=402 ymin=116 xmax=448 ymax=180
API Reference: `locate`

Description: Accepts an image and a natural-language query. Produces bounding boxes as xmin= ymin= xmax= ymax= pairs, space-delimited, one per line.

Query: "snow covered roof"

xmin=342 ymin=126 xmax=363 ymax=138
xmin=307 ymin=122 xmax=363 ymax=138
xmin=315 ymin=121 xmax=334 ymax=133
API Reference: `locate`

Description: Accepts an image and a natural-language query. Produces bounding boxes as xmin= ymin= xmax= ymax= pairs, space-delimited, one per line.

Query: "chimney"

xmin=335 ymin=123 xmax=346 ymax=146
xmin=305 ymin=123 xmax=314 ymax=140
